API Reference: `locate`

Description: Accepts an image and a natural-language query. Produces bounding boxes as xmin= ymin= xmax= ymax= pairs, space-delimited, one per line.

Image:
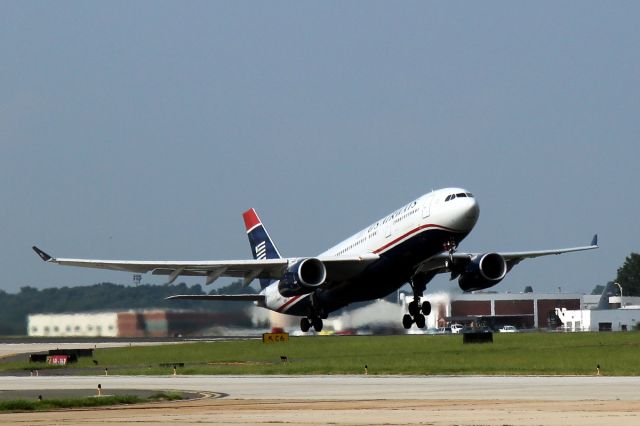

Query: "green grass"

xmin=0 ymin=392 xmax=183 ymax=412
xmin=3 ymin=333 xmax=640 ymax=376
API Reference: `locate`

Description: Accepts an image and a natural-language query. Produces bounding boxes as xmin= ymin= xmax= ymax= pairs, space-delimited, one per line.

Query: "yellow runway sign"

xmin=262 ymin=332 xmax=289 ymax=343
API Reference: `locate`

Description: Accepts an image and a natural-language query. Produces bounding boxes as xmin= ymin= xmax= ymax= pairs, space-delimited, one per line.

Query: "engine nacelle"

xmin=458 ymin=252 xmax=507 ymax=292
xmin=278 ymin=258 xmax=327 ymax=297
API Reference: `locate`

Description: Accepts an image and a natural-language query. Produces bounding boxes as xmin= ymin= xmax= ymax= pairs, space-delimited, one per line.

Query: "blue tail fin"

xmin=243 ymin=208 xmax=282 ymax=289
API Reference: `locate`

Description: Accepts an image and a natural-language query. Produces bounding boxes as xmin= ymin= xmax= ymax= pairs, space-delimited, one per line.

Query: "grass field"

xmin=3 ymin=333 xmax=640 ymax=376
xmin=0 ymin=392 xmax=183 ymax=412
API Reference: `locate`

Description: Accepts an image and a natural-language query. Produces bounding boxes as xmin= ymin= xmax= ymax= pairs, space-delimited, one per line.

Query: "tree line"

xmin=0 ymin=281 xmax=255 ymax=335
xmin=615 ymin=253 xmax=640 ymax=297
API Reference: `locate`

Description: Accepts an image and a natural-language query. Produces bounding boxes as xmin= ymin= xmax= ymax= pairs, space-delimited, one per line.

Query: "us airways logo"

xmin=255 ymin=241 xmax=267 ymax=260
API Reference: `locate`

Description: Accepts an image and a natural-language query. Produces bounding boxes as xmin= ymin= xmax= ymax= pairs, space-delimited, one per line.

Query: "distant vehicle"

xmin=432 ymin=327 xmax=452 ymax=334
xmin=499 ymin=325 xmax=518 ymax=333
xmin=451 ymin=323 xmax=464 ymax=334
xmin=32 ymin=187 xmax=598 ymax=333
xmin=462 ymin=326 xmax=492 ymax=333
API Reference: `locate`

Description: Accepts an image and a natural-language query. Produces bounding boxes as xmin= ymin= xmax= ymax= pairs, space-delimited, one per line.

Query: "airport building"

xmin=27 ymin=310 xmax=249 ymax=337
xmin=554 ymin=305 xmax=640 ymax=332
xmin=399 ymin=283 xmax=640 ymax=332
xmin=447 ymin=291 xmax=582 ymax=329
xmin=399 ymin=291 xmax=582 ymax=330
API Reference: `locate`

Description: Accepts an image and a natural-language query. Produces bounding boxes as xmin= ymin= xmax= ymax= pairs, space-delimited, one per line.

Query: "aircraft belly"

xmin=272 ymin=228 xmax=469 ymax=317
xmin=319 ymin=228 xmax=468 ymax=312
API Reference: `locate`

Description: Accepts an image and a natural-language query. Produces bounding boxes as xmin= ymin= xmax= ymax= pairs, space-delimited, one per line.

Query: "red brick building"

xmin=448 ymin=292 xmax=581 ymax=329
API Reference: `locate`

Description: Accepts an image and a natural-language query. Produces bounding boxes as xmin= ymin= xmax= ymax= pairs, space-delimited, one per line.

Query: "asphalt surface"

xmin=1 ymin=375 xmax=640 ymax=401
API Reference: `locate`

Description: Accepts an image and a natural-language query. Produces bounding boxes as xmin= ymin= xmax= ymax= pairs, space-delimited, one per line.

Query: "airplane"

xmin=33 ymin=187 xmax=598 ymax=332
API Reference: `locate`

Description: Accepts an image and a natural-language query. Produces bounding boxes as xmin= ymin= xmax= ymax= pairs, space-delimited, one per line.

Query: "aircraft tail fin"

xmin=242 ymin=208 xmax=282 ymax=289
xmin=597 ymin=281 xmax=619 ymax=310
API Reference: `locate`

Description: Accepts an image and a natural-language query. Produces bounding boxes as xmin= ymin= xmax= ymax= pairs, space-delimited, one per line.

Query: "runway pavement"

xmin=1 ymin=375 xmax=640 ymax=425
xmin=1 ymin=375 xmax=640 ymax=401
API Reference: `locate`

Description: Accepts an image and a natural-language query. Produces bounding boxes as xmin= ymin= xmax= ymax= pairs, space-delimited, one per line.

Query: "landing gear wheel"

xmin=402 ymin=272 xmax=436 ymax=330
xmin=415 ymin=314 xmax=426 ymax=329
xmin=402 ymin=314 xmax=413 ymax=329
xmin=421 ymin=301 xmax=432 ymax=316
xmin=312 ymin=318 xmax=323 ymax=332
xmin=300 ymin=317 xmax=311 ymax=332
xmin=408 ymin=300 xmax=420 ymax=317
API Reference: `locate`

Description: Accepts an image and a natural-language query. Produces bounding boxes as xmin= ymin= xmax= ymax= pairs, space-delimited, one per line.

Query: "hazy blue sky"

xmin=2 ymin=2 xmax=638 ymax=295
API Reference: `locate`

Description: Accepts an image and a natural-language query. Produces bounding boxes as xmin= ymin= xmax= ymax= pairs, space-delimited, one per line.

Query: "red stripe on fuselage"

xmin=276 ymin=294 xmax=304 ymax=313
xmin=373 ymin=224 xmax=461 ymax=254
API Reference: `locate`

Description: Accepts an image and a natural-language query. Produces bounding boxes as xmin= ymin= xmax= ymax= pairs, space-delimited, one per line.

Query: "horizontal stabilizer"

xmin=166 ymin=294 xmax=265 ymax=302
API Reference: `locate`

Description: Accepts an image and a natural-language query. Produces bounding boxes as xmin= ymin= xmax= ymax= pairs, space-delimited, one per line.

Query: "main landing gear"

xmin=300 ymin=292 xmax=326 ymax=332
xmin=300 ymin=316 xmax=323 ymax=333
xmin=403 ymin=273 xmax=432 ymax=329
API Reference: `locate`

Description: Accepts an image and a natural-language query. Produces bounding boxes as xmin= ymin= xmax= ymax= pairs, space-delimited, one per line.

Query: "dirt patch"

xmin=2 ymin=398 xmax=640 ymax=425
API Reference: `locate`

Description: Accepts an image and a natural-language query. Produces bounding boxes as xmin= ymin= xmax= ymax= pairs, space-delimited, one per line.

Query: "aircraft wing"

xmin=415 ymin=234 xmax=599 ymax=276
xmin=166 ymin=294 xmax=265 ymax=302
xmin=493 ymin=233 xmax=599 ymax=268
xmin=33 ymin=246 xmax=289 ymax=285
xmin=32 ymin=246 xmax=379 ymax=286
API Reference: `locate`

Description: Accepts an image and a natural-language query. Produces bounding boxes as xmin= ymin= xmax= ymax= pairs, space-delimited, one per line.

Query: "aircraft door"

xmin=385 ymin=220 xmax=393 ymax=238
xmin=422 ymin=196 xmax=432 ymax=218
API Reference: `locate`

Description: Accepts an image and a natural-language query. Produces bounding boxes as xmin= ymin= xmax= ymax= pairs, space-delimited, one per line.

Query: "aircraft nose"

xmin=454 ymin=197 xmax=480 ymax=231
xmin=466 ymin=197 xmax=480 ymax=224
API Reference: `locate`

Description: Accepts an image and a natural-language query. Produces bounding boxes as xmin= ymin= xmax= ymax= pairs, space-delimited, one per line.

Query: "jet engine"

xmin=278 ymin=258 xmax=327 ymax=297
xmin=458 ymin=253 xmax=507 ymax=292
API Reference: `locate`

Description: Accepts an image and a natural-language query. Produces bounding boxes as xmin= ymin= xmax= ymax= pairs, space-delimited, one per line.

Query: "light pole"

xmin=614 ymin=282 xmax=623 ymax=307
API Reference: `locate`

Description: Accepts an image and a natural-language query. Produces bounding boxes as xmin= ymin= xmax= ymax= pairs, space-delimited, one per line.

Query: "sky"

xmin=1 ymin=2 xmax=638 ymax=296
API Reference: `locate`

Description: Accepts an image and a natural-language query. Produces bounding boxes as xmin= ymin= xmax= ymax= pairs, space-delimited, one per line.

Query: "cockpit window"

xmin=446 ymin=192 xmax=474 ymax=201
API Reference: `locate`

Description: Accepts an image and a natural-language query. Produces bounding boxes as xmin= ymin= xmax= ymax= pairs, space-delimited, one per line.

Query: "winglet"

xmin=32 ymin=246 xmax=53 ymax=262
xmin=591 ymin=234 xmax=598 ymax=247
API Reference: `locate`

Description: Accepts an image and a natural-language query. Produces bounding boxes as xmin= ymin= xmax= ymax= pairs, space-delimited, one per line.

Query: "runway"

xmin=2 ymin=375 xmax=640 ymax=400
xmin=1 ymin=375 xmax=640 ymax=425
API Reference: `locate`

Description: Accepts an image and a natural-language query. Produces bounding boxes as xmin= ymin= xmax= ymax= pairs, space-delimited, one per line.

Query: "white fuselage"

xmin=262 ymin=188 xmax=480 ymax=314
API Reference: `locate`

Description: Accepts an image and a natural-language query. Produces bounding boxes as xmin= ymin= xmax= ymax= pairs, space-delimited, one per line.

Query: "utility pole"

xmin=614 ymin=282 xmax=623 ymax=307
